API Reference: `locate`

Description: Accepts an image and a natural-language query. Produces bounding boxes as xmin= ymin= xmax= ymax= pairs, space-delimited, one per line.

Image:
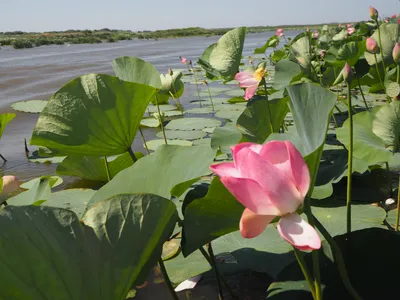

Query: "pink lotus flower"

xmin=1 ymin=175 xmax=20 ymax=195
xmin=346 ymin=24 xmax=352 ymax=28
xmin=313 ymin=31 xmax=319 ymax=39
xmin=366 ymin=37 xmax=378 ymax=53
xmin=179 ymin=56 xmax=188 ymax=64
xmin=369 ymin=6 xmax=378 ymax=20
xmin=347 ymin=27 xmax=355 ymax=35
xmin=393 ymin=42 xmax=400 ymax=64
xmin=392 ymin=14 xmax=397 ymax=19
xmin=234 ymin=66 xmax=265 ymax=100
xmin=276 ymin=28 xmax=284 ymax=37
xmin=210 ymin=141 xmax=321 ymax=251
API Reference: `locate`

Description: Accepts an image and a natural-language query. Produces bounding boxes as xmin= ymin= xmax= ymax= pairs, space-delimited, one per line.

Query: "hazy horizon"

xmin=1 ymin=0 xmax=398 ymax=32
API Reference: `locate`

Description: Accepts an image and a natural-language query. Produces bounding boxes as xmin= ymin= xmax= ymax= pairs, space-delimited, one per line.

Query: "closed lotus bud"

xmin=393 ymin=42 xmax=400 ymax=65
xmin=168 ymin=68 xmax=173 ymax=75
xmin=369 ymin=6 xmax=378 ymax=20
xmin=1 ymin=175 xmax=20 ymax=195
xmin=366 ymin=37 xmax=378 ymax=54
xmin=343 ymin=62 xmax=353 ymax=84
xmin=392 ymin=14 xmax=397 ymax=19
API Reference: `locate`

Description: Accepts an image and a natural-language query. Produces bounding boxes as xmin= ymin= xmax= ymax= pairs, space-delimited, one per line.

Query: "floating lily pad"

xmin=184 ymin=107 xmax=215 ymax=114
xmin=11 ymin=100 xmax=48 ymax=113
xmin=215 ymin=109 xmax=244 ymax=121
xmin=146 ymin=139 xmax=193 ymax=151
xmin=202 ymin=127 xmax=216 ymax=133
xmin=192 ymin=139 xmax=211 ymax=146
xmin=157 ymin=111 xmax=183 ymax=118
xmin=140 ymin=118 xmax=160 ymax=128
xmin=165 ymin=118 xmax=222 ymax=131
xmin=147 ymin=104 xmax=177 ymax=113
xmin=156 ymin=130 xmax=207 ymax=140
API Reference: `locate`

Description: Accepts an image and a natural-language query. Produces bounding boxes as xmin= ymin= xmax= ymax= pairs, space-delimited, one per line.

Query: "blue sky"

xmin=1 ymin=0 xmax=398 ymax=32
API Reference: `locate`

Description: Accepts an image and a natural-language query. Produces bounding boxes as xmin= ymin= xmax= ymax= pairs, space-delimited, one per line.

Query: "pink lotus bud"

xmin=366 ymin=37 xmax=378 ymax=53
xmin=168 ymin=68 xmax=173 ymax=75
xmin=276 ymin=28 xmax=284 ymax=37
xmin=393 ymin=42 xmax=400 ymax=64
xmin=313 ymin=31 xmax=319 ymax=39
xmin=385 ymin=18 xmax=389 ymax=23
xmin=343 ymin=62 xmax=353 ymax=84
xmin=347 ymin=27 xmax=355 ymax=35
xmin=392 ymin=14 xmax=397 ymax=19
xmin=369 ymin=6 xmax=378 ymax=20
xmin=179 ymin=56 xmax=187 ymax=64
xmin=346 ymin=24 xmax=352 ymax=28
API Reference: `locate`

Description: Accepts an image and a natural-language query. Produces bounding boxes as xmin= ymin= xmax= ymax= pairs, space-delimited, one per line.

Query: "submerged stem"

xmin=155 ymin=95 xmax=168 ymax=145
xmin=313 ymin=216 xmax=363 ymax=300
xmin=357 ymin=76 xmax=369 ymax=111
xmin=198 ymin=247 xmax=237 ymax=299
xmin=103 ymin=157 xmax=111 ymax=182
xmin=139 ymin=127 xmax=150 ymax=155
xmin=207 ymin=243 xmax=224 ymax=300
xmin=262 ymin=79 xmax=274 ymax=133
xmin=158 ymin=259 xmax=179 ymax=300
xmin=346 ymin=83 xmax=353 ymax=235
xmin=127 ymin=147 xmax=137 ymax=163
xmin=191 ymin=62 xmax=203 ymax=107
xmin=293 ymin=247 xmax=317 ymax=299
xmin=396 ymin=177 xmax=400 ymax=231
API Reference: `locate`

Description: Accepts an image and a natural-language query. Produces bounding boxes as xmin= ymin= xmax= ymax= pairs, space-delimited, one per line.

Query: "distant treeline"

xmin=0 ymin=24 xmax=341 ymax=49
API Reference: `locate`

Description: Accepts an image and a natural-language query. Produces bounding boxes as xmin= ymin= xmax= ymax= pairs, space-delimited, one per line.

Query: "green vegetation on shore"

xmin=0 ymin=23 xmax=340 ymax=49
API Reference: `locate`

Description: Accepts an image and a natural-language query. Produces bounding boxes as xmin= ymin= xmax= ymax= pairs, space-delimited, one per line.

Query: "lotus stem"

xmin=334 ymin=104 xmax=342 ymax=114
xmin=205 ymin=82 xmax=215 ymax=112
xmin=357 ymin=77 xmax=369 ymax=110
xmin=374 ymin=54 xmax=385 ymax=93
xmin=0 ymin=154 xmax=6 ymax=163
xmin=190 ymin=62 xmax=203 ymax=108
xmin=127 ymin=147 xmax=137 ymax=163
xmin=154 ymin=95 xmax=168 ymax=145
xmin=262 ymin=79 xmax=274 ymax=133
xmin=313 ymin=215 xmax=363 ymax=300
xmin=207 ymin=243 xmax=224 ymax=300
xmin=397 ymin=65 xmax=400 ymax=84
xmin=169 ymin=91 xmax=183 ymax=113
xmin=396 ymin=177 xmax=400 ymax=231
xmin=103 ymin=157 xmax=111 ymax=182
xmin=376 ymin=20 xmax=386 ymax=74
xmin=198 ymin=246 xmax=237 ymax=299
xmin=386 ymin=162 xmax=393 ymax=198
xmin=293 ymin=247 xmax=317 ymax=300
xmin=139 ymin=127 xmax=150 ymax=155
xmin=158 ymin=259 xmax=179 ymax=300
xmin=332 ymin=112 xmax=338 ymax=128
xmin=346 ymin=83 xmax=353 ymax=236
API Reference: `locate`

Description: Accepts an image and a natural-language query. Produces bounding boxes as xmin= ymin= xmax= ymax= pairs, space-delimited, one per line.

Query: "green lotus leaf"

xmin=365 ymin=23 xmax=399 ymax=66
xmin=165 ymin=117 xmax=222 ymax=131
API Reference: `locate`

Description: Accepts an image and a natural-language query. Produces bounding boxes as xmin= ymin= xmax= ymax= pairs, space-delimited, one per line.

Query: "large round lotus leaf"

xmin=156 ymin=110 xmax=183 ymax=118
xmin=184 ymin=107 xmax=215 ymax=114
xmin=28 ymin=155 xmax=66 ymax=164
xmin=372 ymin=101 xmax=400 ymax=152
xmin=365 ymin=23 xmax=399 ymax=66
xmin=44 ymin=188 xmax=96 ymax=218
xmin=192 ymin=138 xmax=211 ymax=146
xmin=30 ymin=74 xmax=157 ymax=156
xmin=140 ymin=118 xmax=160 ymax=128
xmin=20 ymin=176 xmax=63 ymax=190
xmin=0 ymin=194 xmax=177 ymax=300
xmin=272 ymin=59 xmax=302 ymax=90
xmin=0 ymin=113 xmax=15 ymax=139
xmin=337 ymin=108 xmax=393 ymax=165
xmin=156 ymin=130 xmax=207 ymax=140
xmin=112 ymin=56 xmax=161 ymax=89
xmin=332 ymin=29 xmax=348 ymax=41
xmin=197 ymin=27 xmax=246 ymax=80
xmin=254 ymin=35 xmax=280 ymax=54
xmin=146 ymin=139 xmax=192 ymax=151
xmin=165 ymin=118 xmax=222 ymax=131
xmin=386 ymin=209 xmax=399 ymax=229
xmin=289 ymin=36 xmax=311 ymax=74
xmin=11 ymin=100 xmax=48 ymax=113
xmin=147 ymin=104 xmax=177 ymax=113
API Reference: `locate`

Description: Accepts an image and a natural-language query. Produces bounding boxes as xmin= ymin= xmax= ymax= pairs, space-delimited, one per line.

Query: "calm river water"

xmin=0 ymin=30 xmax=301 ymax=182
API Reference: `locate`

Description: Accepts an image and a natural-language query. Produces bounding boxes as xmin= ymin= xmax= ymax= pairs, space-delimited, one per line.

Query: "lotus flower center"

xmin=254 ymin=67 xmax=265 ymax=82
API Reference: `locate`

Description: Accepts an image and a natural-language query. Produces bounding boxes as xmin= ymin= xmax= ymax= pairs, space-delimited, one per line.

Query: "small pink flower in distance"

xmin=1 ymin=175 xmax=20 ymax=195
xmin=319 ymin=50 xmax=327 ymax=58
xmin=313 ymin=31 xmax=319 ymax=39
xmin=338 ymin=24 xmax=343 ymax=28
xmin=366 ymin=37 xmax=378 ymax=54
xmin=210 ymin=141 xmax=321 ymax=251
xmin=347 ymin=27 xmax=355 ymax=35
xmin=234 ymin=66 xmax=266 ymax=100
xmin=398 ymin=19 xmax=400 ymax=25
xmin=276 ymin=28 xmax=284 ymax=37
xmin=392 ymin=14 xmax=397 ymax=19
xmin=346 ymin=24 xmax=352 ymax=28
xmin=385 ymin=18 xmax=389 ymax=23
xmin=179 ymin=56 xmax=188 ymax=64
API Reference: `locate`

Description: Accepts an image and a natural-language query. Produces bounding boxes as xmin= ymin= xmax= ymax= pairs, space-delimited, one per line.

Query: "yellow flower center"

xmin=254 ymin=67 xmax=265 ymax=82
